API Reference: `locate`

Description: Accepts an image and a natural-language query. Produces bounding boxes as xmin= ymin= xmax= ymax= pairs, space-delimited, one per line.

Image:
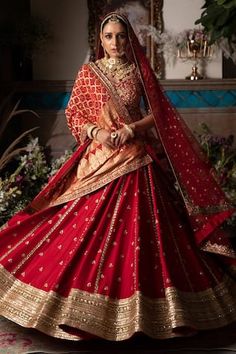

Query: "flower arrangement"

xmin=196 ymin=123 xmax=236 ymax=227
xmin=0 ymin=137 xmax=73 ymax=227
xmin=177 ymin=29 xmax=211 ymax=59
xmin=140 ymin=25 xmax=214 ymax=64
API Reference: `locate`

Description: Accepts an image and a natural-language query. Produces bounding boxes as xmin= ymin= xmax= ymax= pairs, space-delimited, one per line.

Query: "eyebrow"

xmin=104 ymin=31 xmax=126 ymax=35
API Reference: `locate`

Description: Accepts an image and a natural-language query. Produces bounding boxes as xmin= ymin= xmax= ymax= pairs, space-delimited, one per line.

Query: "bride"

xmin=0 ymin=12 xmax=235 ymax=341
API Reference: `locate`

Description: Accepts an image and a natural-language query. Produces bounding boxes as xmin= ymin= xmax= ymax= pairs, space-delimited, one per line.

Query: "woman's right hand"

xmin=95 ymin=129 xmax=115 ymax=149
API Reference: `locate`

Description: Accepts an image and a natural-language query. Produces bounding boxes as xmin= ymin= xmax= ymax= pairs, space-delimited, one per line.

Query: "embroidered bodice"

xmin=96 ymin=58 xmax=143 ymax=120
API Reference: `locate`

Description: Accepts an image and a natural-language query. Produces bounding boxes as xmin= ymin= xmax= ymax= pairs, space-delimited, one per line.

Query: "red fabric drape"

xmin=28 ymin=12 xmax=235 ymax=247
xmin=97 ymin=13 xmax=235 ymax=247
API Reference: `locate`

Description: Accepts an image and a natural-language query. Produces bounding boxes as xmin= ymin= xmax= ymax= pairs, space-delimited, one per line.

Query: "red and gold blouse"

xmin=50 ymin=60 xmax=152 ymax=206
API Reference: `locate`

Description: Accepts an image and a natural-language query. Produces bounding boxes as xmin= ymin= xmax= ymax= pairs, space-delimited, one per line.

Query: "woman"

xmin=0 ymin=12 xmax=235 ymax=341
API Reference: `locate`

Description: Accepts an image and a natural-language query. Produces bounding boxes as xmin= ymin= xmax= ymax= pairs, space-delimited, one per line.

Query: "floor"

xmin=38 ymin=323 xmax=236 ymax=354
xmin=1 ymin=316 xmax=236 ymax=354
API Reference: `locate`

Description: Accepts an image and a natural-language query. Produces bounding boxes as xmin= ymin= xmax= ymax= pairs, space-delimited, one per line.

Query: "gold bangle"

xmin=93 ymin=127 xmax=102 ymax=140
xmin=87 ymin=124 xmax=97 ymax=139
xmin=124 ymin=124 xmax=134 ymax=138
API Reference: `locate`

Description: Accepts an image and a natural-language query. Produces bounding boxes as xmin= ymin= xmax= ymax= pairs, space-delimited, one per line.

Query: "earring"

xmin=101 ymin=45 xmax=109 ymax=58
xmin=104 ymin=49 xmax=109 ymax=58
xmin=101 ymin=42 xmax=108 ymax=57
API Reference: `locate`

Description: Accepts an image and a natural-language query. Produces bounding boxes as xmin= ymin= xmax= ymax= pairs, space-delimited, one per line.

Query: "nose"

xmin=111 ymin=36 xmax=118 ymax=47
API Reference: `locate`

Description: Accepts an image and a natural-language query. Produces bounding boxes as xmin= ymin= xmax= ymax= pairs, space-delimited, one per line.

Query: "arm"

xmin=65 ymin=65 xmax=98 ymax=144
xmin=111 ymin=113 xmax=155 ymax=147
xmin=129 ymin=113 xmax=155 ymax=133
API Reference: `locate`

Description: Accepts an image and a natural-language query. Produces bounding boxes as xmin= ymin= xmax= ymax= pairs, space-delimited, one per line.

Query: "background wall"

xmin=31 ymin=0 xmax=89 ymax=80
xmin=163 ymin=0 xmax=222 ymax=79
xmin=28 ymin=0 xmax=235 ymax=158
xmin=31 ymin=0 xmax=222 ymax=80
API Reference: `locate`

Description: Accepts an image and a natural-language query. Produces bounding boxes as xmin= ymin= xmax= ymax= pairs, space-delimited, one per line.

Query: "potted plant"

xmin=195 ymin=0 xmax=236 ymax=64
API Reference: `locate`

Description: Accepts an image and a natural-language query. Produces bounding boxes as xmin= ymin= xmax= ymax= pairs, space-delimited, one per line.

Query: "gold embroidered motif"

xmin=147 ymin=165 xmax=194 ymax=291
xmin=0 ymin=266 xmax=236 ymax=341
xmin=201 ymin=240 xmax=236 ymax=258
xmin=50 ymin=153 xmax=152 ymax=207
xmin=179 ymin=182 xmax=232 ymax=215
xmin=0 ymin=220 xmax=45 ymax=263
xmin=89 ymin=62 xmax=133 ymax=125
xmin=11 ymin=199 xmax=81 ymax=275
xmin=94 ymin=59 xmax=143 ymax=120
xmin=96 ymin=57 xmax=132 ymax=81
xmin=94 ymin=179 xmax=124 ymax=292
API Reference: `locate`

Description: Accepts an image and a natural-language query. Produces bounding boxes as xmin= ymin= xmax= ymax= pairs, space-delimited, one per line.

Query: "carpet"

xmin=1 ymin=316 xmax=236 ymax=354
xmin=0 ymin=316 xmax=80 ymax=353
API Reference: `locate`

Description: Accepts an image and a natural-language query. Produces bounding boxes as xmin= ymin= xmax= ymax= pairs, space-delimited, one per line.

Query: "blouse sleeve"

xmin=65 ymin=64 xmax=97 ymax=144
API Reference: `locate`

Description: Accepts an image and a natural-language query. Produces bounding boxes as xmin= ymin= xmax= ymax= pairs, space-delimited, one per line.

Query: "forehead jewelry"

xmin=108 ymin=14 xmax=121 ymax=23
xmin=101 ymin=14 xmax=125 ymax=31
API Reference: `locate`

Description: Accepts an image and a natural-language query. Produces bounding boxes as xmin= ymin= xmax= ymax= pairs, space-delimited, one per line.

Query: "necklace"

xmin=97 ymin=56 xmax=132 ymax=80
xmin=103 ymin=57 xmax=128 ymax=71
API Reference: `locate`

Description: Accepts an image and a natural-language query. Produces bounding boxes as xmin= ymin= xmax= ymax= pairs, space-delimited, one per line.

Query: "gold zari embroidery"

xmin=96 ymin=57 xmax=133 ymax=81
xmin=50 ymin=153 xmax=152 ymax=207
xmin=0 ymin=266 xmax=236 ymax=341
xmin=201 ymin=240 xmax=236 ymax=258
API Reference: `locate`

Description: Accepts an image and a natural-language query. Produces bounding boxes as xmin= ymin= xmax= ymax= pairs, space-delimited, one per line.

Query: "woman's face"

xmin=100 ymin=21 xmax=128 ymax=59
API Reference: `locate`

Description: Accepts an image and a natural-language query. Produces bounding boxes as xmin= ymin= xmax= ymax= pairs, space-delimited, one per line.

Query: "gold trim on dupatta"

xmin=49 ymin=147 xmax=152 ymax=207
xmin=201 ymin=240 xmax=236 ymax=258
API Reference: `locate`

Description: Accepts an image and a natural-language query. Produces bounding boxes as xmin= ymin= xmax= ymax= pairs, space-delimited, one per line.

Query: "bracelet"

xmin=93 ymin=127 xmax=103 ymax=140
xmin=87 ymin=124 xmax=97 ymax=139
xmin=124 ymin=124 xmax=134 ymax=138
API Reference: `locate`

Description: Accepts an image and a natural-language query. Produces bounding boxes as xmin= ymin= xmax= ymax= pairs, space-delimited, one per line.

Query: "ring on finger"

xmin=111 ymin=132 xmax=118 ymax=139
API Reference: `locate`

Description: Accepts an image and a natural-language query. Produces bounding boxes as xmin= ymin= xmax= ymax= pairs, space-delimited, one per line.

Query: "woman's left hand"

xmin=112 ymin=127 xmax=132 ymax=147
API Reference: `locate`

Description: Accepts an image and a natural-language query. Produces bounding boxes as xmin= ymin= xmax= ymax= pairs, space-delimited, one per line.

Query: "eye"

xmin=104 ymin=34 xmax=112 ymax=39
xmin=118 ymin=33 xmax=127 ymax=39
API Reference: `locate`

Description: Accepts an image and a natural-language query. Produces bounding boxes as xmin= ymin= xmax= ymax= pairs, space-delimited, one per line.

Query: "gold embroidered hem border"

xmin=201 ymin=240 xmax=236 ymax=258
xmin=0 ymin=266 xmax=236 ymax=341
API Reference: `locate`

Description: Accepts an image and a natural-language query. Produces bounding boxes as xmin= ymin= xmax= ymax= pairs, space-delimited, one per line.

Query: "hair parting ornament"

xmin=100 ymin=13 xmax=128 ymax=32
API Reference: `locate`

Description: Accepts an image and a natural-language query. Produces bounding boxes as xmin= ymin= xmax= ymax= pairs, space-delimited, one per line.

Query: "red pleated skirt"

xmin=0 ymin=162 xmax=236 ymax=340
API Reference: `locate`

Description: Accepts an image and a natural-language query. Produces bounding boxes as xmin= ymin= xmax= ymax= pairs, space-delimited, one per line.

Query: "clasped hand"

xmin=96 ymin=127 xmax=132 ymax=149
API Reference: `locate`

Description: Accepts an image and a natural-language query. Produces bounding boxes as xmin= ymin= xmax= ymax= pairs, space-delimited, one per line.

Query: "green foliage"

xmin=195 ymin=0 xmax=236 ymax=44
xmin=196 ymin=123 xmax=236 ymax=227
xmin=0 ymin=138 xmax=73 ymax=227
xmin=0 ymin=95 xmax=73 ymax=227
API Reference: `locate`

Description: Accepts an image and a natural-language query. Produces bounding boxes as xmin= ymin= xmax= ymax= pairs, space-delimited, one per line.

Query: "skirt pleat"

xmin=0 ymin=162 xmax=236 ymax=340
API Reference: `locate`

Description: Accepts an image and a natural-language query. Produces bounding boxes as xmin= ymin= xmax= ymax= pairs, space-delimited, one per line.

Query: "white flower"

xmin=140 ymin=25 xmax=179 ymax=64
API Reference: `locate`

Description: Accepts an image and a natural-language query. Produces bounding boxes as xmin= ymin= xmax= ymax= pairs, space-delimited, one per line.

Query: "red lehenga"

xmin=0 ymin=13 xmax=236 ymax=341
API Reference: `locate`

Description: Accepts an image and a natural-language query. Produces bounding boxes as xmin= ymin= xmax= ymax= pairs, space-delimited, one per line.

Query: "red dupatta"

xmin=97 ymin=13 xmax=235 ymax=248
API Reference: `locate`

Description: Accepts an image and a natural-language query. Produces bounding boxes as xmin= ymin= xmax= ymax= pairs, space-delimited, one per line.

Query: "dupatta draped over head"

xmin=29 ymin=13 xmax=234 ymax=254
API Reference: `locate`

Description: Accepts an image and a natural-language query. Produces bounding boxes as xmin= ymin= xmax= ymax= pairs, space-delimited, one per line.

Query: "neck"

xmin=105 ymin=56 xmax=127 ymax=63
